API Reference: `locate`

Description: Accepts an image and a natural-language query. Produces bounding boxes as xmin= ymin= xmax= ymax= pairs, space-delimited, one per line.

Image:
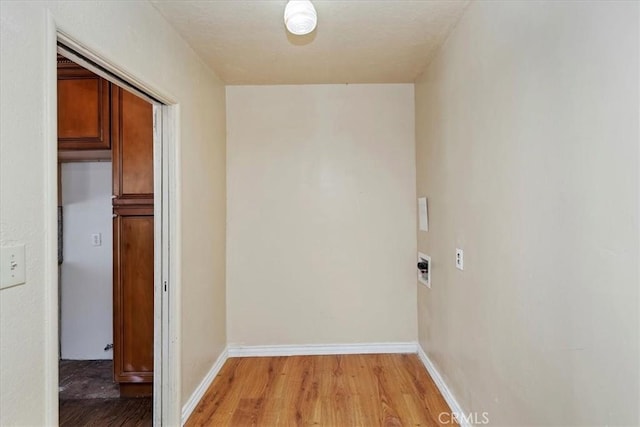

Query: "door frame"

xmin=45 ymin=23 xmax=181 ymax=425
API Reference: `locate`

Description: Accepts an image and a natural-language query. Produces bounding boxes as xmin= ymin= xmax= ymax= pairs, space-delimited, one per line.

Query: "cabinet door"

xmin=112 ymin=87 xmax=154 ymax=205
xmin=57 ymin=64 xmax=111 ymax=150
xmin=113 ymin=209 xmax=154 ymax=385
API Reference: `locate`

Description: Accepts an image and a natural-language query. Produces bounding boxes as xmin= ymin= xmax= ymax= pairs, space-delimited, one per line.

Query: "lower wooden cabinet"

xmin=113 ymin=207 xmax=154 ymax=396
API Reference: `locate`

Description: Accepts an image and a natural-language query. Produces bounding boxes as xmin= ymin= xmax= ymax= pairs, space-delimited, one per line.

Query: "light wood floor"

xmin=186 ymin=353 xmax=455 ymax=426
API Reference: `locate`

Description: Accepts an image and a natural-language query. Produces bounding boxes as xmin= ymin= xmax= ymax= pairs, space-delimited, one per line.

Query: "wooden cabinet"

xmin=113 ymin=208 xmax=154 ymax=393
xmin=111 ymin=86 xmax=155 ymax=397
xmin=112 ymin=87 xmax=154 ymax=204
xmin=57 ymin=56 xmax=111 ymax=151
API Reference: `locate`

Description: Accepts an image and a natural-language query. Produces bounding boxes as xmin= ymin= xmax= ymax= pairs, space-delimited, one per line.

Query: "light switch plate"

xmin=1 ymin=245 xmax=26 ymax=290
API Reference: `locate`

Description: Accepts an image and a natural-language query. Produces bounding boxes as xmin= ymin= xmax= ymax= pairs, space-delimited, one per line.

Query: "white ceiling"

xmin=150 ymin=0 xmax=469 ymax=85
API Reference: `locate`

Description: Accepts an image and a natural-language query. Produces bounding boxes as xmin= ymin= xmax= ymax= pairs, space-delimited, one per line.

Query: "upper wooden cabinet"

xmin=57 ymin=57 xmax=111 ymax=151
xmin=112 ymin=87 xmax=154 ymax=204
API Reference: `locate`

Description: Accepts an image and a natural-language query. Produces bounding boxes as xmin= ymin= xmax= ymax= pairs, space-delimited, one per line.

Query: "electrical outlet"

xmin=91 ymin=233 xmax=102 ymax=247
xmin=455 ymin=248 xmax=464 ymax=271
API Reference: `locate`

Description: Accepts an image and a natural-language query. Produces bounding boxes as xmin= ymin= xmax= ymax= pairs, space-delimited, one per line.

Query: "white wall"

xmin=60 ymin=162 xmax=112 ymax=360
xmin=226 ymin=84 xmax=417 ymax=346
xmin=415 ymin=1 xmax=639 ymax=425
xmin=0 ymin=2 xmax=226 ymax=425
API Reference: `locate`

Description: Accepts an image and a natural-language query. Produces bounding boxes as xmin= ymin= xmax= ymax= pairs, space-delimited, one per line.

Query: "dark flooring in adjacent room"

xmin=59 ymin=360 xmax=152 ymax=426
xmin=59 ymin=360 xmax=119 ymax=399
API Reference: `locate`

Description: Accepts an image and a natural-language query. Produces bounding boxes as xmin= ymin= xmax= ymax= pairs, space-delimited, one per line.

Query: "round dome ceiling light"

xmin=284 ymin=0 xmax=317 ymax=36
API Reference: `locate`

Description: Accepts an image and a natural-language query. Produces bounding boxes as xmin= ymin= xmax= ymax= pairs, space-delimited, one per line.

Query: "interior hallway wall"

xmin=0 ymin=2 xmax=226 ymax=424
xmin=226 ymin=84 xmax=417 ymax=346
xmin=414 ymin=1 xmax=639 ymax=425
xmin=60 ymin=162 xmax=113 ymax=360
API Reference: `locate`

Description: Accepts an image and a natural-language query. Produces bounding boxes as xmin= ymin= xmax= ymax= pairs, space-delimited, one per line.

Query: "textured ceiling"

xmin=150 ymin=0 xmax=469 ymax=85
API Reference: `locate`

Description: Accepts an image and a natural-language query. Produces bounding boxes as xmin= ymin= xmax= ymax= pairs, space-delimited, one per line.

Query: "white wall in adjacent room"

xmin=60 ymin=162 xmax=112 ymax=360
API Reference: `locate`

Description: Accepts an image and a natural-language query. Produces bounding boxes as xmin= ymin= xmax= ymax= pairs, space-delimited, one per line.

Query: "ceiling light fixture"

xmin=284 ymin=0 xmax=317 ymax=36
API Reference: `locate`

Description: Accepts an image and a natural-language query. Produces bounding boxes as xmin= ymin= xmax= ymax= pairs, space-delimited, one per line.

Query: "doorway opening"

xmin=53 ymin=37 xmax=175 ymax=425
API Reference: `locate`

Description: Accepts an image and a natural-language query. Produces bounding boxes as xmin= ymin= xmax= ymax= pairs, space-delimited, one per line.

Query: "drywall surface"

xmin=226 ymin=84 xmax=417 ymax=346
xmin=150 ymin=0 xmax=469 ymax=85
xmin=415 ymin=1 xmax=639 ymax=425
xmin=60 ymin=162 xmax=113 ymax=360
xmin=0 ymin=1 xmax=226 ymax=424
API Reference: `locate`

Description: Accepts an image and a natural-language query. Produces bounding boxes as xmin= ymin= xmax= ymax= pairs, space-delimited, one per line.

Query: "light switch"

xmin=1 ymin=245 xmax=26 ymax=290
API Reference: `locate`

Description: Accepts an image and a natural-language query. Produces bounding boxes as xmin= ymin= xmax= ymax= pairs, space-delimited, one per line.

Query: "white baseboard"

xmin=181 ymin=346 xmax=229 ymax=426
xmin=417 ymin=345 xmax=470 ymax=427
xmin=227 ymin=341 xmax=418 ymax=357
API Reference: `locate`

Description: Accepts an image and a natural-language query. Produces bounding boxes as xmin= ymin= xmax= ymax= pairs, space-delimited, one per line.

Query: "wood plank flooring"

xmin=59 ymin=360 xmax=120 ymax=399
xmin=58 ymin=359 xmax=152 ymax=426
xmin=59 ymin=397 xmax=152 ymax=426
xmin=186 ymin=354 xmax=456 ymax=427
